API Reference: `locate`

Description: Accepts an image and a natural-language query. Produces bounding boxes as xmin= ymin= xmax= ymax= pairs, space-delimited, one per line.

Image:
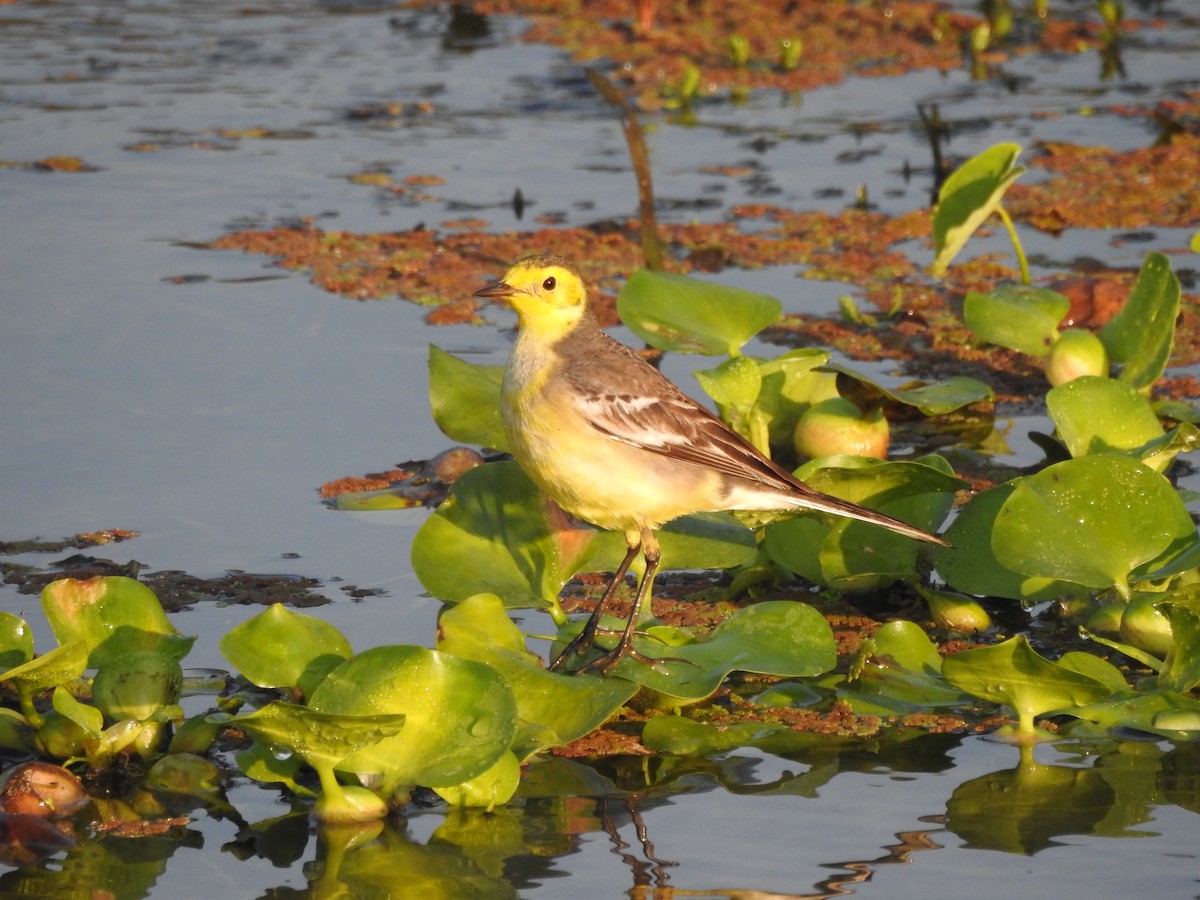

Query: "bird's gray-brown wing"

xmin=557 ymin=327 xmax=808 ymax=493
xmin=556 ymin=324 xmax=950 ymax=546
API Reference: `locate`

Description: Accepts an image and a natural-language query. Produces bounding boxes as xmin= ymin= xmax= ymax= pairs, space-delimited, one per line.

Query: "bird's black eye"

xmin=542 ymin=276 xmax=556 ymax=291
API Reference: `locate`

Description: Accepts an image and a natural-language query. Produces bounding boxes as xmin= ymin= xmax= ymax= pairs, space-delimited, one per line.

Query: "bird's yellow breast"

xmin=501 ymin=337 xmax=720 ymax=533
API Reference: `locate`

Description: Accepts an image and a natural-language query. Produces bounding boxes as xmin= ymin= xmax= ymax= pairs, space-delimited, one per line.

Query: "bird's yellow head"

xmin=475 ymin=255 xmax=589 ymax=339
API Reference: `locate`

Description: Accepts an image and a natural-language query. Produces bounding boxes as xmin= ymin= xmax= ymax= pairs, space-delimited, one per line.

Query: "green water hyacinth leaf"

xmin=583 ymin=510 xmax=757 ymax=576
xmin=1049 ymin=376 xmax=1200 ymax=473
xmin=1158 ymin=602 xmax=1200 ymax=693
xmin=433 ymin=751 xmax=521 ymax=810
xmin=993 ymin=456 xmax=1199 ymax=595
xmin=234 ymin=702 xmax=407 ymax=773
xmin=617 ymin=268 xmax=782 ymax=356
xmin=934 ymin=483 xmax=1086 ymax=602
xmin=764 ymin=456 xmax=962 ymax=591
xmin=235 ymin=702 xmax=406 ymax=823
xmin=0 ymin=611 xmax=33 ymax=671
xmin=413 ymin=462 xmax=756 ymax=612
xmin=642 ymin=715 xmax=787 ymax=756
xmin=942 ymin=635 xmax=1114 ymax=740
xmin=1047 ymin=376 xmax=1166 ymax=460
xmin=843 ymin=620 xmax=969 ymax=715
xmin=1100 ymin=252 xmax=1180 ymax=390
xmin=826 ymin=364 xmax=994 ymax=414
xmin=961 ymin=285 xmax=1070 ymax=356
xmin=931 ymin=142 xmax=1025 ymax=276
xmin=562 ymin=600 xmax=836 ymax=700
xmin=41 ymin=576 xmax=193 ymax=668
xmin=428 ymin=345 xmax=508 ymax=451
xmin=52 ymin=685 xmax=103 ymax=737
xmin=1068 ymin=690 xmax=1200 ymax=741
xmin=309 ymin=646 xmax=518 ymax=794
xmin=221 ymin=603 xmax=352 ymax=698
xmin=0 ymin=641 xmax=88 ymax=695
xmin=437 ymin=594 xmax=636 ymax=760
xmin=695 ymin=355 xmax=767 ymax=449
xmin=696 ymin=348 xmax=836 ymax=451
xmin=412 ymin=461 xmax=599 ymax=610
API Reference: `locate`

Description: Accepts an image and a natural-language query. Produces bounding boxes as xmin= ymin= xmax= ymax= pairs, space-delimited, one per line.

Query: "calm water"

xmin=2 ymin=1 xmax=1199 ymax=896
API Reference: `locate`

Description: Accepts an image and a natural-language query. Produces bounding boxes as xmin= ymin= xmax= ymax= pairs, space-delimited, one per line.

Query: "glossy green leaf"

xmin=993 ymin=457 xmax=1198 ymax=592
xmin=694 ymin=355 xmax=768 ymax=449
xmin=0 ymin=612 xmax=33 ymax=671
xmin=309 ymin=646 xmax=518 ymax=791
xmin=764 ymin=456 xmax=962 ymax=590
xmin=562 ymin=600 xmax=836 ymax=700
xmin=843 ymin=620 xmax=969 ymax=714
xmin=1068 ymin=690 xmax=1200 ymax=740
xmin=91 ymin=652 xmax=183 ymax=722
xmin=1048 ymin=375 xmax=1200 ymax=475
xmin=934 ymin=483 xmax=1085 ymax=602
xmin=617 ymin=268 xmax=782 ymax=356
xmin=234 ymin=701 xmax=408 ymax=775
xmin=1159 ymin=602 xmax=1200 ymax=693
xmin=753 ymin=348 xmax=839 ymax=448
xmin=428 ymin=345 xmax=508 ymax=451
xmin=696 ymin=350 xmax=839 ymax=454
xmin=40 ymin=576 xmax=193 ymax=668
xmin=433 ymin=751 xmax=521 ymax=810
xmin=1048 ymin=376 xmax=1164 ymax=458
xmin=1100 ymin=252 xmax=1181 ymax=389
xmin=1055 ymin=651 xmax=1129 ymax=695
xmin=827 ymin=364 xmax=995 ymax=414
xmin=583 ymin=510 xmax=758 ymax=576
xmin=642 ymin=715 xmax=786 ymax=755
xmin=961 ymin=285 xmax=1069 ymax=356
xmin=931 ymin=142 xmax=1025 ymax=276
xmin=437 ymin=593 xmax=636 ymax=760
xmin=0 ymin=640 xmax=88 ymax=693
xmin=52 ymin=685 xmax=103 ymax=737
xmin=221 ymin=603 xmax=352 ymax=697
xmin=411 ymin=461 xmax=600 ymax=609
xmin=942 ymin=636 xmax=1115 ymax=738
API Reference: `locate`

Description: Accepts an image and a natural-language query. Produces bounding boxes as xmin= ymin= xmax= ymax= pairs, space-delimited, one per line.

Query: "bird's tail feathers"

xmin=787 ymin=490 xmax=949 ymax=546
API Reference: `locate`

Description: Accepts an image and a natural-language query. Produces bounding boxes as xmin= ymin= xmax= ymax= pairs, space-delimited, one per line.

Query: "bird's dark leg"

xmin=548 ymin=537 xmax=641 ymax=671
xmin=591 ymin=529 xmax=661 ymax=673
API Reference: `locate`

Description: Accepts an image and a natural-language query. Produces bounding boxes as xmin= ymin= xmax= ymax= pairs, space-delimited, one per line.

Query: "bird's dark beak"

xmin=474 ymin=279 xmax=512 ymax=299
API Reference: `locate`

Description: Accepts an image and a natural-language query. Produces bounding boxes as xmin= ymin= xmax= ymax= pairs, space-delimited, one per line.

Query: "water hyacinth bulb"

xmin=793 ymin=397 xmax=889 ymax=460
xmin=1045 ymin=328 xmax=1108 ymax=386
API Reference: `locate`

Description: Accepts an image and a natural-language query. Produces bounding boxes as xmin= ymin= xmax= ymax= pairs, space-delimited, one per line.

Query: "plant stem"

xmin=994 ymin=203 xmax=1030 ymax=285
xmin=586 ymin=69 xmax=663 ymax=271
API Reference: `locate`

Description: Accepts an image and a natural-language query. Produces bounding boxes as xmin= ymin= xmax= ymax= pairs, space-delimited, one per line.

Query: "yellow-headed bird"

xmin=476 ymin=254 xmax=948 ymax=674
